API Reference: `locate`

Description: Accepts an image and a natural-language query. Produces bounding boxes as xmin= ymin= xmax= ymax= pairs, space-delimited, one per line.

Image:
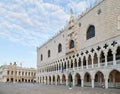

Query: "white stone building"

xmin=0 ymin=62 xmax=36 ymax=83
xmin=37 ymin=0 xmax=120 ymax=89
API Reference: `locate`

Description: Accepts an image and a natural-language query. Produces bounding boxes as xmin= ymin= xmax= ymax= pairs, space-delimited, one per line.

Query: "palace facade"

xmin=37 ymin=0 xmax=120 ymax=89
xmin=0 ymin=62 xmax=36 ymax=83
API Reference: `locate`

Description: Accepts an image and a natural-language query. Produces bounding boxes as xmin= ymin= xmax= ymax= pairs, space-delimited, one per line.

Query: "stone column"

xmin=51 ymin=77 xmax=53 ymax=85
xmin=81 ymin=79 xmax=84 ymax=87
xmin=48 ymin=78 xmax=50 ymax=85
xmin=77 ymin=58 xmax=79 ymax=68
xmin=66 ymin=79 xmax=68 ymax=86
xmin=91 ymin=56 xmax=94 ymax=68
xmin=69 ymin=61 xmax=71 ymax=69
xmin=81 ymin=60 xmax=83 ymax=69
xmin=92 ymin=79 xmax=95 ymax=88
xmin=73 ymin=59 xmax=75 ymax=70
xmin=113 ymin=52 xmax=116 ymax=65
xmin=105 ymin=78 xmax=108 ymax=89
xmin=97 ymin=54 xmax=100 ymax=67
xmin=60 ymin=79 xmax=62 ymax=85
xmin=105 ymin=52 xmax=108 ymax=66
xmin=66 ymin=61 xmax=68 ymax=71
xmin=86 ymin=58 xmax=88 ymax=69
xmin=55 ymin=77 xmax=58 ymax=85
xmin=73 ymin=76 xmax=75 ymax=87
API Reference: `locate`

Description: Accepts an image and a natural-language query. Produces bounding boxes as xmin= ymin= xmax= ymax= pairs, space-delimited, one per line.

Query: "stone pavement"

xmin=0 ymin=83 xmax=120 ymax=94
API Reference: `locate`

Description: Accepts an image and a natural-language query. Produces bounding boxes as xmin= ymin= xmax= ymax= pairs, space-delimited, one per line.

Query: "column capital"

xmin=104 ymin=51 xmax=108 ymax=56
xmin=112 ymin=51 xmax=116 ymax=54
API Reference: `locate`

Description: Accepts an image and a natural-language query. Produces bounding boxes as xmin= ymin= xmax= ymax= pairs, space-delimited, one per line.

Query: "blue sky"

xmin=0 ymin=0 xmax=96 ymax=68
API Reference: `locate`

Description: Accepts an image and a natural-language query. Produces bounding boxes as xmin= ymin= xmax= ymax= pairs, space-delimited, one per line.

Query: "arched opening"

xmin=25 ymin=79 xmax=27 ymax=83
xmin=41 ymin=54 xmax=43 ymax=61
xmin=67 ymin=61 xmax=69 ymax=69
xmin=69 ymin=40 xmax=74 ymax=49
xmin=62 ymin=74 xmax=66 ymax=85
xmin=107 ymin=49 xmax=113 ymax=63
xmin=108 ymin=70 xmax=120 ymax=88
xmin=71 ymin=60 xmax=73 ymax=68
xmin=84 ymin=72 xmax=91 ymax=87
xmin=75 ymin=73 xmax=81 ymax=86
xmin=55 ymin=64 xmax=57 ymax=71
xmin=100 ymin=51 xmax=105 ymax=65
xmin=48 ymin=50 xmax=51 ymax=58
xmin=68 ymin=73 xmax=73 ymax=86
xmin=10 ymin=78 xmax=14 ymax=82
xmin=116 ymin=46 xmax=120 ymax=60
xmin=53 ymin=75 xmax=55 ymax=85
xmin=45 ymin=76 xmax=47 ymax=84
xmin=75 ymin=59 xmax=77 ymax=68
xmin=78 ymin=58 xmax=81 ymax=67
xmin=31 ymin=79 xmax=33 ymax=83
xmin=57 ymin=75 xmax=60 ymax=85
xmin=22 ymin=78 xmax=24 ymax=82
xmin=94 ymin=71 xmax=104 ymax=87
xmin=58 ymin=43 xmax=62 ymax=53
xmin=88 ymin=55 xmax=92 ymax=65
xmin=61 ymin=63 xmax=64 ymax=72
xmin=19 ymin=79 xmax=21 ymax=83
xmin=93 ymin=53 xmax=98 ymax=67
xmin=28 ymin=79 xmax=30 ymax=83
xmin=49 ymin=76 xmax=51 ymax=85
xmin=57 ymin=64 xmax=58 ymax=70
xmin=7 ymin=78 xmax=9 ymax=82
xmin=58 ymin=63 xmax=60 ymax=70
xmin=40 ymin=77 xmax=41 ymax=83
xmin=86 ymin=25 xmax=95 ymax=40
xmin=83 ymin=56 xmax=86 ymax=67
xmin=43 ymin=77 xmax=44 ymax=83
xmin=64 ymin=62 xmax=66 ymax=69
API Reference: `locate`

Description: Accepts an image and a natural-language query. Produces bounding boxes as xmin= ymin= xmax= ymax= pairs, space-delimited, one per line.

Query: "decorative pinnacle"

xmin=70 ymin=8 xmax=73 ymax=15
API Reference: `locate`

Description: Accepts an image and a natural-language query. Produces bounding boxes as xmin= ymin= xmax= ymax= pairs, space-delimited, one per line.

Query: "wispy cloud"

xmin=0 ymin=0 xmax=96 ymax=47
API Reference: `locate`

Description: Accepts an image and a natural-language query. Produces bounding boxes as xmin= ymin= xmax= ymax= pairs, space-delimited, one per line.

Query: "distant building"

xmin=37 ymin=0 xmax=120 ymax=89
xmin=0 ymin=62 xmax=36 ymax=83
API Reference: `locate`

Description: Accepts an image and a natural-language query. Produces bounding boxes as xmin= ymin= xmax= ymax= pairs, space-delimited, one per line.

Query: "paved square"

xmin=0 ymin=83 xmax=120 ymax=94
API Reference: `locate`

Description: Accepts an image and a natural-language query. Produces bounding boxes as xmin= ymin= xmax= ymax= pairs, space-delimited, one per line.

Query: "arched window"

xmin=58 ymin=43 xmax=62 ymax=53
xmin=86 ymin=25 xmax=95 ymax=40
xmin=41 ymin=54 xmax=43 ymax=61
xmin=48 ymin=50 xmax=50 ymax=58
xmin=69 ymin=40 xmax=74 ymax=49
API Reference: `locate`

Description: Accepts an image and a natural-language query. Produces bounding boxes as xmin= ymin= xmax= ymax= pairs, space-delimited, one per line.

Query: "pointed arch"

xmin=116 ymin=46 xmax=120 ymax=60
xmin=41 ymin=54 xmax=43 ymax=61
xmin=69 ymin=40 xmax=74 ymax=49
xmin=100 ymin=51 xmax=105 ymax=63
xmin=86 ymin=25 xmax=95 ymax=40
xmin=108 ymin=69 xmax=120 ymax=88
xmin=84 ymin=72 xmax=91 ymax=87
xmin=93 ymin=53 xmax=98 ymax=64
xmin=48 ymin=50 xmax=51 ymax=58
xmin=107 ymin=49 xmax=113 ymax=62
xmin=88 ymin=55 xmax=92 ymax=65
xmin=58 ymin=43 xmax=62 ymax=53
xmin=75 ymin=73 xmax=81 ymax=86
xmin=62 ymin=74 xmax=66 ymax=85
xmin=57 ymin=75 xmax=60 ymax=85
xmin=94 ymin=71 xmax=104 ymax=87
xmin=83 ymin=56 xmax=86 ymax=66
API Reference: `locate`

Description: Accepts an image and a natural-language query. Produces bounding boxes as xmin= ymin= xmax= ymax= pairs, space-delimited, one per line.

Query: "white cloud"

xmin=0 ymin=0 xmax=96 ymax=47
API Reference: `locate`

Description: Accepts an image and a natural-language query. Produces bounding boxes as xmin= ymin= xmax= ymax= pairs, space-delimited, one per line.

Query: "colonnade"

xmin=37 ymin=38 xmax=120 ymax=89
